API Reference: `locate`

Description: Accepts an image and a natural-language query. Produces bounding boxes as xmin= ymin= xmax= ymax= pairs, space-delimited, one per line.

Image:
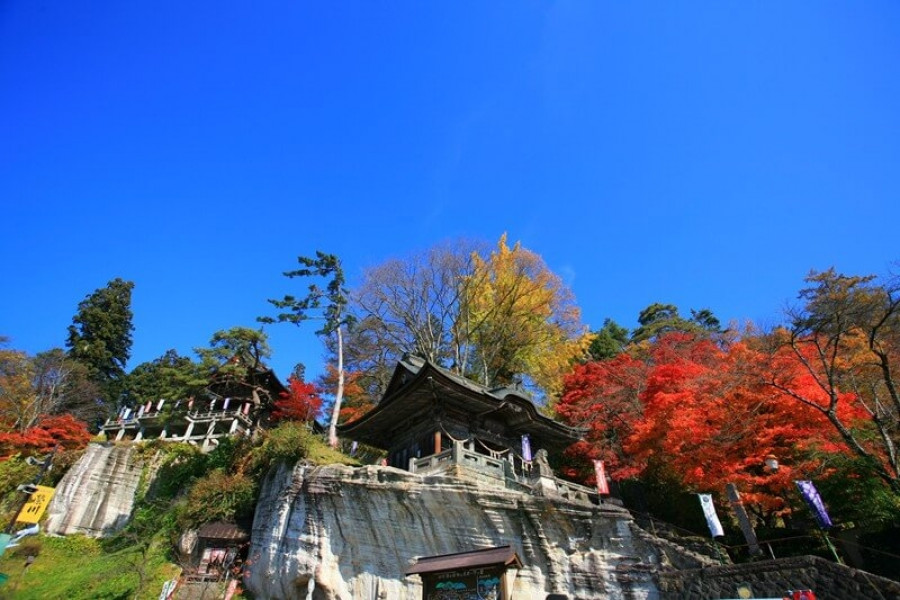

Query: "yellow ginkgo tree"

xmin=459 ymin=234 xmax=590 ymax=399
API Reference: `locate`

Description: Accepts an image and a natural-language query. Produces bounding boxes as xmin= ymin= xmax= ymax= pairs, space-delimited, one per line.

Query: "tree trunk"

xmin=328 ymin=326 xmax=345 ymax=448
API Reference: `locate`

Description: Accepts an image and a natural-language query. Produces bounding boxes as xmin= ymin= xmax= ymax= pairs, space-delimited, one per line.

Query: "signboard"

xmin=423 ymin=566 xmax=503 ymax=600
xmin=16 ymin=485 xmax=55 ymax=524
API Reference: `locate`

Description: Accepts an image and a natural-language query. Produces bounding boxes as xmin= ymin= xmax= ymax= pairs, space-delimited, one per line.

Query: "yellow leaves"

xmin=461 ymin=234 xmax=587 ymax=397
xmin=0 ymin=348 xmax=36 ymax=431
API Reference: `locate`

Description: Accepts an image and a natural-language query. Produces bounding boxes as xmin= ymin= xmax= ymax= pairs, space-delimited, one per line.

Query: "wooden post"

xmin=434 ymin=430 xmax=442 ymax=455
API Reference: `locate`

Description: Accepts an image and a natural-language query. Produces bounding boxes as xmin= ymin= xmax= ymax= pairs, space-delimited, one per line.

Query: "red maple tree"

xmin=0 ymin=414 xmax=92 ymax=458
xmin=557 ymin=333 xmax=856 ymax=510
xmin=271 ymin=376 xmax=323 ymax=423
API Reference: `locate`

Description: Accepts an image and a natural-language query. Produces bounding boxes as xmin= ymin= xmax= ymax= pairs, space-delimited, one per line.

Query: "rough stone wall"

xmin=245 ymin=462 xmax=707 ymax=600
xmin=657 ymin=555 xmax=900 ymax=600
xmin=44 ymin=443 xmax=149 ymax=537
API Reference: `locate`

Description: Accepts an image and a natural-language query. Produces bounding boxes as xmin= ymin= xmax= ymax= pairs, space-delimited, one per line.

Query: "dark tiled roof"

xmin=338 ymin=357 xmax=585 ymax=450
xmin=197 ymin=521 xmax=250 ymax=541
xmin=406 ymin=545 xmax=522 ymax=575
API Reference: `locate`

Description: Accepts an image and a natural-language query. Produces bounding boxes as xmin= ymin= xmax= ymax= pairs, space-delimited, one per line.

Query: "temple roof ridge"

xmin=338 ymin=357 xmax=585 ymax=451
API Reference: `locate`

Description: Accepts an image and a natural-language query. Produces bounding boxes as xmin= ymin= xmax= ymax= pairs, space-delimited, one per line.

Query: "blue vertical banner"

xmin=521 ymin=434 xmax=532 ymax=462
xmin=698 ymin=494 xmax=725 ymax=537
xmin=795 ymin=480 xmax=833 ymax=529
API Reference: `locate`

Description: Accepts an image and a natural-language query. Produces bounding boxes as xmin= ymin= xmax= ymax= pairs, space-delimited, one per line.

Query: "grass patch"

xmin=0 ymin=535 xmax=178 ymax=600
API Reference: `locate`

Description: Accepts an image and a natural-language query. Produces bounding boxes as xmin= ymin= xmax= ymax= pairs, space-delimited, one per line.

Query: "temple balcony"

xmin=100 ymin=408 xmax=256 ymax=451
xmin=408 ymin=439 xmax=602 ymax=507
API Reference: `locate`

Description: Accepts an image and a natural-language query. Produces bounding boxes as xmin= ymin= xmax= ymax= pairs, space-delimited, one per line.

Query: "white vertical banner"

xmin=157 ymin=399 xmax=165 ymax=411
xmin=698 ymin=494 xmax=725 ymax=537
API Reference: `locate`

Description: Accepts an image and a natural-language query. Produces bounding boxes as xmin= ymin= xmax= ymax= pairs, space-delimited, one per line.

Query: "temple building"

xmin=338 ymin=355 xmax=600 ymax=505
xmin=100 ymin=357 xmax=287 ymax=451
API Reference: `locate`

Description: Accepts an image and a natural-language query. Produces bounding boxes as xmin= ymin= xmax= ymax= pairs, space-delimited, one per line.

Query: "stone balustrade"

xmin=408 ymin=440 xmax=600 ymax=506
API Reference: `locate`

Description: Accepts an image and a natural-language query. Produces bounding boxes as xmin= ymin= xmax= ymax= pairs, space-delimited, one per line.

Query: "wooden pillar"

xmin=434 ymin=430 xmax=442 ymax=455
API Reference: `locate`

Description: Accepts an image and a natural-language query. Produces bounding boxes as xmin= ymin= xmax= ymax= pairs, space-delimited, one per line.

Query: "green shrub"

xmin=176 ymin=469 xmax=256 ymax=528
xmin=246 ymin=421 xmax=314 ymax=474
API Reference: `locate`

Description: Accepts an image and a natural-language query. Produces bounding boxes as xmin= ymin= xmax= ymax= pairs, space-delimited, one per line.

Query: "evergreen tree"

xmin=66 ymin=278 xmax=135 ymax=407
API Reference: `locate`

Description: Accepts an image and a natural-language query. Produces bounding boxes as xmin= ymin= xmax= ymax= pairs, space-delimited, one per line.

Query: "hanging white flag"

xmin=698 ymin=494 xmax=724 ymax=537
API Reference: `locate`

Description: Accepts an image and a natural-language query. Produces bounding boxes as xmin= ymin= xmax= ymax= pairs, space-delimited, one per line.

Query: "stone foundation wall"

xmin=658 ymin=555 xmax=900 ymax=600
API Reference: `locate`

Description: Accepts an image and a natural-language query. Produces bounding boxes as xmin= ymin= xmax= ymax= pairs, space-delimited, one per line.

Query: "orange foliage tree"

xmin=271 ymin=376 xmax=323 ymax=423
xmin=557 ymin=333 xmax=854 ymax=511
xmin=317 ymin=365 xmax=374 ymax=424
xmin=0 ymin=414 xmax=92 ymax=457
xmin=763 ymin=268 xmax=900 ymax=495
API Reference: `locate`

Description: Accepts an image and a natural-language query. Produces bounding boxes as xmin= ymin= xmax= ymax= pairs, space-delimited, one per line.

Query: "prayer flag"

xmin=350 ymin=441 xmax=358 ymax=457
xmin=223 ymin=397 xmax=230 ymax=410
xmin=698 ymin=494 xmax=724 ymax=537
xmin=521 ymin=434 xmax=532 ymax=462
xmin=157 ymin=399 xmax=165 ymax=411
xmin=593 ymin=460 xmax=610 ymax=495
xmin=137 ymin=406 xmax=145 ymax=418
xmin=795 ymin=480 xmax=833 ymax=529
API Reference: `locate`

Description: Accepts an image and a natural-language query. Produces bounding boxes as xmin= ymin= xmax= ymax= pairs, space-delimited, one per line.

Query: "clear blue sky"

xmin=2 ymin=2 xmax=899 ymax=382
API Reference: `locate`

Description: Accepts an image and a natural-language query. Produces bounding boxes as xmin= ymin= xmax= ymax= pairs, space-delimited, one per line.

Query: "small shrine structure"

xmin=100 ymin=357 xmax=286 ymax=451
xmin=406 ymin=545 xmax=523 ymax=600
xmin=338 ymin=355 xmax=600 ymax=505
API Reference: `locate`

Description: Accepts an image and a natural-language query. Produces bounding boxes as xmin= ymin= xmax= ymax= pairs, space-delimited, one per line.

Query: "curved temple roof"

xmin=337 ymin=356 xmax=584 ymax=451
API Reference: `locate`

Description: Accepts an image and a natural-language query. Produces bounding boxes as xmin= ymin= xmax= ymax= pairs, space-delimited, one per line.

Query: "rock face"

xmin=45 ymin=443 xmax=147 ymax=537
xmin=246 ymin=462 xmax=686 ymax=600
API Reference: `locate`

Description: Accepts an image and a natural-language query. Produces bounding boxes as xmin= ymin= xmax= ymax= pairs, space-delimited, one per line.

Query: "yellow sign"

xmin=16 ymin=485 xmax=54 ymax=524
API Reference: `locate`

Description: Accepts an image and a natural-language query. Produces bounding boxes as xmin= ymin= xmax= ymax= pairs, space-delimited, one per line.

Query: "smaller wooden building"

xmin=406 ymin=545 xmax=523 ymax=600
xmin=184 ymin=521 xmax=250 ymax=582
xmin=100 ymin=360 xmax=287 ymax=450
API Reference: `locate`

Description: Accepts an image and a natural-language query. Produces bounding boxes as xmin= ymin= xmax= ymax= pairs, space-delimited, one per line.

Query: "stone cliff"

xmin=45 ymin=443 xmax=149 ymax=537
xmin=246 ymin=462 xmax=707 ymax=600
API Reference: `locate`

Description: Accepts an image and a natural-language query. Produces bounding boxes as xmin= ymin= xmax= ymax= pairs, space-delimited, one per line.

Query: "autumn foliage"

xmin=557 ymin=333 xmax=860 ymax=510
xmin=271 ymin=376 xmax=323 ymax=423
xmin=0 ymin=414 xmax=92 ymax=458
xmin=317 ymin=366 xmax=374 ymax=424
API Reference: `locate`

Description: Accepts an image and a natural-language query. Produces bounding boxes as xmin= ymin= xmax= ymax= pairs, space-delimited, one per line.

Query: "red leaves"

xmin=271 ymin=376 xmax=323 ymax=423
xmin=557 ymin=333 xmax=854 ymax=509
xmin=0 ymin=414 xmax=91 ymax=457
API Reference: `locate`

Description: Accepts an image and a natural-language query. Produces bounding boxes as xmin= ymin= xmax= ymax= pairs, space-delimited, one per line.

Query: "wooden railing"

xmin=102 ymin=409 xmax=252 ymax=430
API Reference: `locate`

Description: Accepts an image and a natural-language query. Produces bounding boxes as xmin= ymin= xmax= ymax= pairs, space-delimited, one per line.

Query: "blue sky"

xmin=2 ymin=2 xmax=899 ymax=382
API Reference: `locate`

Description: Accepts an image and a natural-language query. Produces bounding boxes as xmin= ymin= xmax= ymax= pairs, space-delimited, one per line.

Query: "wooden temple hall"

xmin=338 ymin=356 xmax=600 ymax=505
xmin=100 ymin=362 xmax=286 ymax=451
